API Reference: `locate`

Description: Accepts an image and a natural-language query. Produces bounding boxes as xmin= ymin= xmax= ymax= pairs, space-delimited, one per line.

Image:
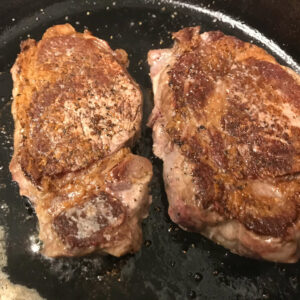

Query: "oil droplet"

xmin=144 ymin=240 xmax=151 ymax=247
xmin=97 ymin=275 xmax=103 ymax=281
xmin=25 ymin=201 xmax=34 ymax=216
xmin=29 ymin=235 xmax=42 ymax=253
xmin=213 ymin=270 xmax=219 ymax=276
xmin=194 ymin=272 xmax=203 ymax=282
xmin=168 ymin=224 xmax=177 ymax=232
xmin=262 ymin=293 xmax=270 ymax=299
xmin=289 ymin=276 xmax=298 ymax=290
xmin=154 ymin=206 xmax=161 ymax=212
xmin=170 ymin=261 xmax=175 ymax=267
xmin=81 ymin=265 xmax=88 ymax=273
xmin=0 ymin=203 xmax=9 ymax=216
xmin=187 ymin=290 xmax=196 ymax=299
xmin=278 ymin=267 xmax=286 ymax=274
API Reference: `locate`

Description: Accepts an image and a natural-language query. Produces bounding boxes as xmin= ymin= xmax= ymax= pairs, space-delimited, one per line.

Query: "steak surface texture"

xmin=10 ymin=24 xmax=152 ymax=257
xmin=148 ymin=26 xmax=300 ymax=263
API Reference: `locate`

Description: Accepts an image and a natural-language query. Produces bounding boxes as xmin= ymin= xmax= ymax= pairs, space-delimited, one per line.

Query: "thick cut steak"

xmin=10 ymin=24 xmax=152 ymax=257
xmin=148 ymin=26 xmax=300 ymax=263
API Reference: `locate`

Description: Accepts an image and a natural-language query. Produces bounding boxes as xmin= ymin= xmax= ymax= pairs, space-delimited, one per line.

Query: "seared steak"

xmin=148 ymin=26 xmax=300 ymax=262
xmin=10 ymin=24 xmax=152 ymax=257
xmin=35 ymin=148 xmax=152 ymax=257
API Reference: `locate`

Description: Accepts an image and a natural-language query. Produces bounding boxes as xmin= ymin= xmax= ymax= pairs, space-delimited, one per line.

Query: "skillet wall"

xmin=0 ymin=1 xmax=300 ymax=300
xmin=1 ymin=0 xmax=300 ymax=63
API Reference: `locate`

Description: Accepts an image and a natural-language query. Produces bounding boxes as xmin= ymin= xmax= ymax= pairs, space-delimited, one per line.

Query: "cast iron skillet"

xmin=0 ymin=1 xmax=299 ymax=299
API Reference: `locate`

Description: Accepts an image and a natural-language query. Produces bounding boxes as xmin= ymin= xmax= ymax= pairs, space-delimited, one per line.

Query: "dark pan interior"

xmin=0 ymin=1 xmax=299 ymax=299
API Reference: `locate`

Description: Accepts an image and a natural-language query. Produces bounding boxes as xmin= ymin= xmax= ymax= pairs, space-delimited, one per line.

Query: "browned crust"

xmin=9 ymin=24 xmax=153 ymax=258
xmin=10 ymin=24 xmax=142 ymax=185
xmin=164 ymin=27 xmax=300 ymax=237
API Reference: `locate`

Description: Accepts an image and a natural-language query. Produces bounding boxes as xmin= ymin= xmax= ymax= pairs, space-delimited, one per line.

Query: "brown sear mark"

xmin=192 ymin=161 xmax=224 ymax=209
xmin=243 ymin=215 xmax=295 ymax=237
xmin=17 ymin=32 xmax=140 ymax=183
xmin=220 ymin=187 xmax=299 ymax=237
xmin=246 ymin=58 xmax=300 ymax=110
xmin=53 ymin=192 xmax=125 ymax=249
xmin=168 ymin=51 xmax=214 ymax=111
xmin=166 ymin=30 xmax=300 ymax=237
xmin=208 ymin=129 xmax=228 ymax=169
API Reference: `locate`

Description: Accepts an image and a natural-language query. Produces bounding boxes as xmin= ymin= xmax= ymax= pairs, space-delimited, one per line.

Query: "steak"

xmin=10 ymin=24 xmax=152 ymax=257
xmin=148 ymin=26 xmax=300 ymax=263
xmin=35 ymin=148 xmax=152 ymax=257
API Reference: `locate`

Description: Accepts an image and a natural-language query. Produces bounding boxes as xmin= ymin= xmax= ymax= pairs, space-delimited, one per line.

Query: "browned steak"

xmin=10 ymin=24 xmax=152 ymax=257
xmin=35 ymin=148 xmax=152 ymax=257
xmin=148 ymin=26 xmax=300 ymax=263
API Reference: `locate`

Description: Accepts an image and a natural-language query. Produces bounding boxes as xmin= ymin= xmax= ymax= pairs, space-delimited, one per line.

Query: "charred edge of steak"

xmin=53 ymin=192 xmax=126 ymax=249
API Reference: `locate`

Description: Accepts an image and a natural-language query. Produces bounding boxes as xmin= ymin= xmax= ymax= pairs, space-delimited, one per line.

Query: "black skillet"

xmin=0 ymin=0 xmax=299 ymax=299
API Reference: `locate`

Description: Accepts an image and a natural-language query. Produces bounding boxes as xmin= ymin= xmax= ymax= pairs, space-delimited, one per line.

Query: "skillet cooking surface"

xmin=0 ymin=1 xmax=299 ymax=299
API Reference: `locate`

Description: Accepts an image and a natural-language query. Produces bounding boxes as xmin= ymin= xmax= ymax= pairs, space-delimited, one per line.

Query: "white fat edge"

xmin=150 ymin=49 xmax=174 ymax=96
xmin=107 ymin=183 xmax=147 ymax=217
xmin=162 ymin=148 xmax=193 ymax=207
xmin=152 ymin=122 xmax=170 ymax=158
xmin=0 ymin=226 xmax=45 ymax=300
xmin=151 ymin=65 xmax=164 ymax=97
